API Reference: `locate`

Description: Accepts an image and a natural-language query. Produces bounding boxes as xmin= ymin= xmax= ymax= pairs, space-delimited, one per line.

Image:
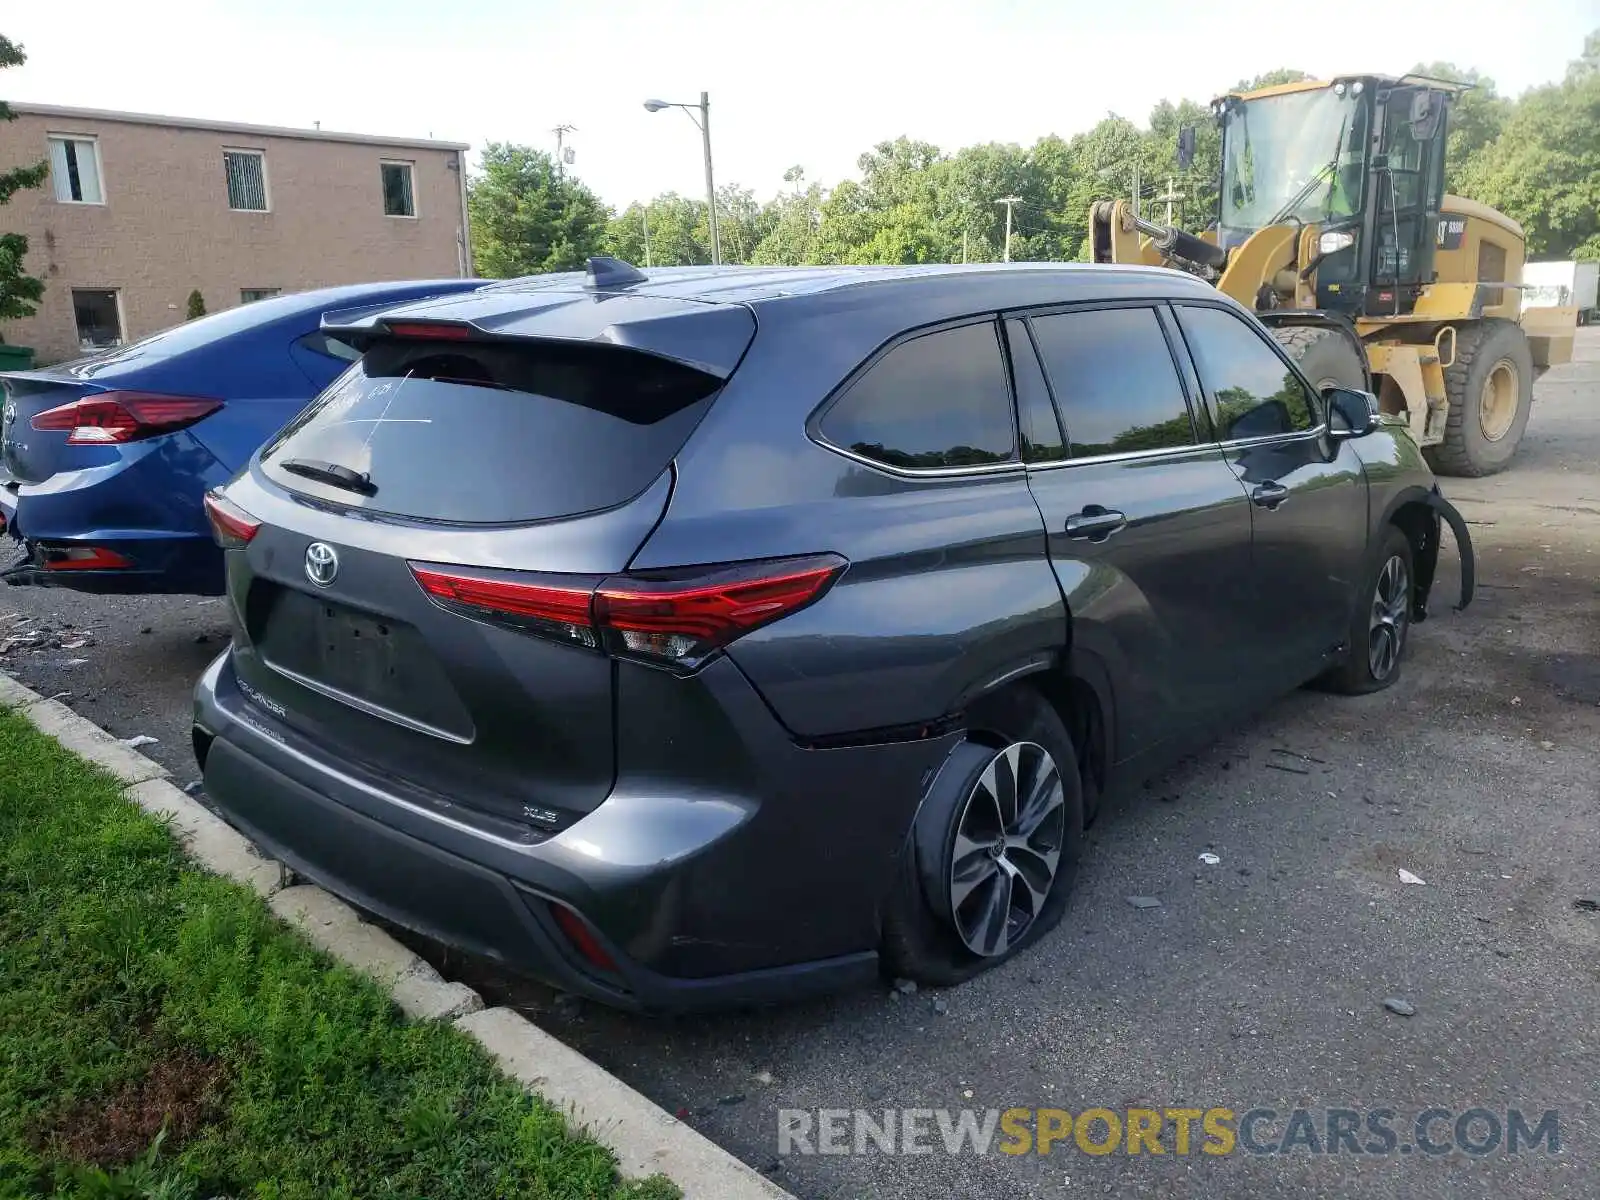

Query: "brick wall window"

xmin=381 ymin=160 xmax=415 ymax=217
xmin=48 ymin=135 xmax=104 ymax=204
xmin=72 ymin=289 xmax=123 ymax=349
xmin=223 ymin=149 xmax=269 ymax=211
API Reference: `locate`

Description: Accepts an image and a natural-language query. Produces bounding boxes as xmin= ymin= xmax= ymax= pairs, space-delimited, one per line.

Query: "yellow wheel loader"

xmin=1090 ymin=74 xmax=1577 ymax=476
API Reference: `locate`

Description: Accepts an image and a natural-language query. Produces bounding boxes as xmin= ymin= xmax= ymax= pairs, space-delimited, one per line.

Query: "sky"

xmin=6 ymin=0 xmax=1598 ymax=209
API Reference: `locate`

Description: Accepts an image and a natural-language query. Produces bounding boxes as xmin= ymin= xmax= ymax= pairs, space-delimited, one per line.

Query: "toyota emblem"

xmin=304 ymin=541 xmax=339 ymax=588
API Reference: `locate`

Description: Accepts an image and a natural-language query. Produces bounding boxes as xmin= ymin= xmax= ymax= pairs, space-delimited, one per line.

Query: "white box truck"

xmin=1522 ymin=260 xmax=1599 ymax=325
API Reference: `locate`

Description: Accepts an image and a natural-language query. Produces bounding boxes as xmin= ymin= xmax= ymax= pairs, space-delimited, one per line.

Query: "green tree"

xmin=1410 ymin=62 xmax=1510 ymax=192
xmin=604 ymin=192 xmax=711 ymax=266
xmin=1145 ymin=98 xmax=1222 ymax=229
xmin=1570 ymin=28 xmax=1600 ymax=80
xmin=715 ymin=184 xmax=774 ymax=263
xmin=0 ymin=34 xmax=48 ymax=336
xmin=751 ymin=175 xmax=825 ymax=265
xmin=1234 ymin=68 xmax=1312 ymax=91
xmin=466 ymin=143 xmax=608 ymax=278
xmin=185 ymin=289 xmax=206 ymax=320
xmin=1456 ymin=36 xmax=1600 ymax=258
xmin=572 ymin=38 xmax=1600 ymax=273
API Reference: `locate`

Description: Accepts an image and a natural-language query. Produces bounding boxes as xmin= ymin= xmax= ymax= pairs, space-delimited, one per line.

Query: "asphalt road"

xmin=4 ymin=333 xmax=1598 ymax=1199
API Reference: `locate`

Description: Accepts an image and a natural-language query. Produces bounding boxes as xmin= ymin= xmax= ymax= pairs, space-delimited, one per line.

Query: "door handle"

xmin=1065 ymin=506 xmax=1127 ymax=541
xmin=1251 ymin=482 xmax=1290 ymax=510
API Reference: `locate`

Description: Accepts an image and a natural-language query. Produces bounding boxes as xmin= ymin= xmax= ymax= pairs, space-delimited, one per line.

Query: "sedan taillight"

xmin=410 ymin=554 xmax=847 ymax=671
xmin=31 ymin=391 xmax=223 ymax=444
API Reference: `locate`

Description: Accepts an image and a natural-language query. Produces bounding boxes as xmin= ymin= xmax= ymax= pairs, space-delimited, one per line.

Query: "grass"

xmin=0 ymin=709 xmax=679 ymax=1200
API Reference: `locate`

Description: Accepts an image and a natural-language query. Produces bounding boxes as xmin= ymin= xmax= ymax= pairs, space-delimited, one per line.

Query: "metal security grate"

xmin=224 ymin=151 xmax=268 ymax=211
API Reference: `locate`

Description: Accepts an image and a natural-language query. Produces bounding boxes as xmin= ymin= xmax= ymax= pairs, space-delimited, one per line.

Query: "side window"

xmin=295 ymin=331 xmax=361 ymax=364
xmin=1004 ymin=318 xmax=1065 ymax=463
xmin=1175 ymin=305 xmax=1316 ymax=440
xmin=1380 ymin=96 xmax=1426 ymax=212
xmin=1028 ymin=307 xmax=1196 ymax=458
xmin=820 ymin=321 xmax=1016 ymax=470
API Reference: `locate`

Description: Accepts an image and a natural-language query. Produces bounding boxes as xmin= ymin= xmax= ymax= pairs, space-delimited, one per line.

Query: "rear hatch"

xmin=222 ymin=289 xmax=756 ymax=831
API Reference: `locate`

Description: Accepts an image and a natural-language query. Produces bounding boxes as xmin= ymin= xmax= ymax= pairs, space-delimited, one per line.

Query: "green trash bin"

xmin=0 ymin=345 xmax=36 ymax=372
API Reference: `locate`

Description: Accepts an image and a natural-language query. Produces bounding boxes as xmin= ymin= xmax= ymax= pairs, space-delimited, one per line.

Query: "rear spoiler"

xmin=320 ymin=291 xmax=756 ymax=380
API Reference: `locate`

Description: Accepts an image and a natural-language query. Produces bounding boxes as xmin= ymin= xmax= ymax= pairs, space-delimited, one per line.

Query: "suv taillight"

xmin=32 ymin=392 xmax=223 ymax=444
xmin=203 ymin=491 xmax=260 ymax=549
xmin=410 ymin=554 xmax=847 ymax=671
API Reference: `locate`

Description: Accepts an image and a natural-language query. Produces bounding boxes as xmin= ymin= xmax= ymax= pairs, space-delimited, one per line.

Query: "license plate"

xmin=256 ymin=586 xmax=471 ymax=737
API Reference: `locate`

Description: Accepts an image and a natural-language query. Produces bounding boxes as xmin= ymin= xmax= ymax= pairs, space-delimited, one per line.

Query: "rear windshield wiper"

xmin=279 ymin=457 xmax=377 ymax=496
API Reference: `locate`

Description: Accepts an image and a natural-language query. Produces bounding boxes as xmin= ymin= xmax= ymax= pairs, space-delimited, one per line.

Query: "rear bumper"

xmin=0 ymin=434 xmax=229 ymax=595
xmin=2 ymin=534 xmax=222 ymax=594
xmin=193 ymin=649 xmax=961 ymax=1011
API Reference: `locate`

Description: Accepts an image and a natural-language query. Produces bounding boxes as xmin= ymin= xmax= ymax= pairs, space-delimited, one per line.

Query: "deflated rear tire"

xmin=882 ymin=686 xmax=1084 ymax=988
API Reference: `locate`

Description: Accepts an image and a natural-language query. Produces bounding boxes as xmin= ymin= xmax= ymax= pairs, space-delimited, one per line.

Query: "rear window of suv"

xmin=260 ymin=337 xmax=721 ymax=523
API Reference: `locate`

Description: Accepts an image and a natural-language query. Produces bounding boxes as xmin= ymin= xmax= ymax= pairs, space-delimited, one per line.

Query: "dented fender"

xmin=1427 ymin=487 xmax=1475 ymax=612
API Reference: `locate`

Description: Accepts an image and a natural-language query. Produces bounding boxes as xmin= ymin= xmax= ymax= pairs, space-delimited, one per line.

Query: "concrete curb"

xmin=270 ymin=884 xmax=483 ymax=1022
xmin=459 ymin=1007 xmax=792 ymax=1198
xmin=3 ymin=670 xmax=794 ymax=1199
xmin=125 ymin=777 xmax=286 ymax=899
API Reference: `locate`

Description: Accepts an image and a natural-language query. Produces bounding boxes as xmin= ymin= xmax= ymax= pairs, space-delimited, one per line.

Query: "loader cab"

xmin=1216 ymin=75 xmax=1457 ymax=318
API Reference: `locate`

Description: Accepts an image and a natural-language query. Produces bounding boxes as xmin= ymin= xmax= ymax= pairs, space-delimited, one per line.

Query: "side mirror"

xmin=1408 ymin=90 xmax=1443 ymax=142
xmin=1324 ymin=385 xmax=1382 ymax=439
xmin=1177 ymin=125 xmax=1197 ymax=171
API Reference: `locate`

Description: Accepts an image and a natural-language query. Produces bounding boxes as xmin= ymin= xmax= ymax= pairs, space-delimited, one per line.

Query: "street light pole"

xmin=699 ymin=92 xmax=721 ymax=266
xmin=644 ymin=93 xmax=721 ymax=266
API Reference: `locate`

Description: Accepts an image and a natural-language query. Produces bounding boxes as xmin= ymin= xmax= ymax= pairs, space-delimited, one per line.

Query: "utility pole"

xmin=1131 ymin=160 xmax=1141 ymax=219
xmin=1156 ymin=176 xmax=1184 ymax=225
xmin=962 ymin=229 xmax=969 ymax=264
xmin=552 ymin=124 xmax=577 ymax=180
xmin=996 ymin=197 xmax=1023 ymax=263
xmin=641 ymin=206 xmax=652 ymax=268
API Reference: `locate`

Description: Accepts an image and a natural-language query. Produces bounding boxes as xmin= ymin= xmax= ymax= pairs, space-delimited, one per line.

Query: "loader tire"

xmin=1424 ymin=319 xmax=1534 ymax=477
xmin=1272 ymin=325 xmax=1367 ymax=393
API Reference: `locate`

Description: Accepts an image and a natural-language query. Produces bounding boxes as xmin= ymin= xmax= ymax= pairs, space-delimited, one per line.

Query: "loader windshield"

xmin=1220 ymin=87 xmax=1370 ymax=239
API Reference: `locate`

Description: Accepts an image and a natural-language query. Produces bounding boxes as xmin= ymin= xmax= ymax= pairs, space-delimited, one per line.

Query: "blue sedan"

xmin=0 ymin=279 xmax=482 ymax=595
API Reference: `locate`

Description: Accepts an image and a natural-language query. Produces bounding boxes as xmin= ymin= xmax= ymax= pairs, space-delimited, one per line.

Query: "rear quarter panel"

xmin=633 ymin=303 xmax=1066 ymax=740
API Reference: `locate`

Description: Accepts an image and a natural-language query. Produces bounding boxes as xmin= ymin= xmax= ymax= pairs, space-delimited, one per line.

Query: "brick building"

xmin=0 ymin=104 xmax=471 ymax=363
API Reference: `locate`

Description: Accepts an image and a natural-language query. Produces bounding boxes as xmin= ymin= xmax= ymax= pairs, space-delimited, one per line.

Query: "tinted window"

xmin=1176 ymin=306 xmax=1315 ymax=439
xmin=1028 ymin=307 xmax=1196 ymax=457
xmin=262 ymin=338 xmax=720 ymax=523
xmin=821 ymin=322 xmax=1016 ymax=469
xmin=1005 ymin=319 xmax=1065 ymax=463
xmin=295 ymin=331 xmax=361 ymax=364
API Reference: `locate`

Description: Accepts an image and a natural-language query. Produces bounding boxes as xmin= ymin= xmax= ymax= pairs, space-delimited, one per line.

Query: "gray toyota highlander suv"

xmin=193 ymin=259 xmax=1473 ymax=1010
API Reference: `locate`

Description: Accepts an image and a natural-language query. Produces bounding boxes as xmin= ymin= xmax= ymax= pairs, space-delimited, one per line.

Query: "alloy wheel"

xmin=948 ymin=741 xmax=1066 ymax=958
xmin=1368 ymin=555 xmax=1411 ymax=681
